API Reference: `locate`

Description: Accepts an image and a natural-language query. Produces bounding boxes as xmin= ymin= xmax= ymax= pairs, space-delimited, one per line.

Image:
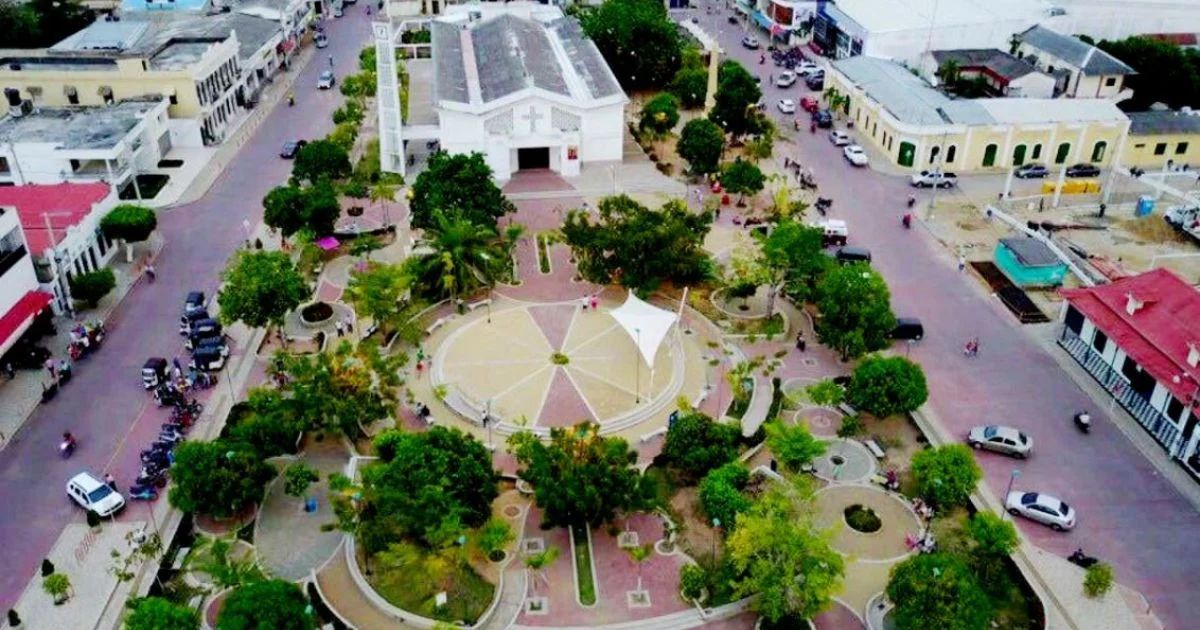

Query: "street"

xmin=684 ymin=5 xmax=1198 ymax=627
xmin=0 ymin=11 xmax=372 ymax=610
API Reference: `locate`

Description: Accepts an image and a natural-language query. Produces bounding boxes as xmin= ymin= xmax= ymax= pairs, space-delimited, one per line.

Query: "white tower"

xmin=373 ymin=20 xmax=405 ymax=176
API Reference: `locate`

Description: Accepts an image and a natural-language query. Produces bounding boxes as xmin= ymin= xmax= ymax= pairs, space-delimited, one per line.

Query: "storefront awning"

xmin=0 ymin=291 xmax=54 ymax=359
xmin=752 ymin=11 xmax=772 ymax=30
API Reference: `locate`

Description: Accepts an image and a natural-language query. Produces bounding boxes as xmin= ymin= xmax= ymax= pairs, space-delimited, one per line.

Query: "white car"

xmin=67 ymin=472 xmax=125 ymax=518
xmin=742 ymin=36 xmax=760 ymax=49
xmin=317 ymin=70 xmax=335 ymax=89
xmin=967 ymin=425 xmax=1032 ymax=458
xmin=795 ymin=62 xmax=820 ymax=76
xmin=776 ymin=71 xmax=797 ymax=88
xmin=777 ymin=99 xmax=797 ymax=114
xmin=843 ymin=145 xmax=869 ymax=166
xmin=315 ymin=34 xmax=329 ymax=49
xmin=829 ymin=130 xmax=851 ymax=146
xmin=333 ymin=6 xmax=344 ymax=17
xmin=1006 ymin=491 xmax=1076 ymax=531
xmin=910 ymin=170 xmax=958 ymax=188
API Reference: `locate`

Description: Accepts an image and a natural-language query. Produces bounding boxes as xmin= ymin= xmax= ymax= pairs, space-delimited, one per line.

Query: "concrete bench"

xmin=693 ymin=388 xmax=710 ymax=408
xmin=187 ymin=594 xmax=204 ymax=611
xmin=640 ymin=427 xmax=668 ymax=443
xmin=864 ymin=439 xmax=885 ymax=459
xmin=171 ymin=547 xmax=190 ymax=571
xmin=468 ymin=299 xmax=492 ymax=312
xmin=838 ymin=403 xmax=857 ymax=416
xmin=425 ymin=316 xmax=450 ymax=336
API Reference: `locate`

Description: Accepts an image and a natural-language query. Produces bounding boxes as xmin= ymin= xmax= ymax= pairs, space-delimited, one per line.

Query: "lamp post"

xmin=635 ymin=327 xmax=642 ymax=404
xmin=1003 ymin=468 xmax=1020 ymax=519
xmin=711 ymin=517 xmax=721 ymax=560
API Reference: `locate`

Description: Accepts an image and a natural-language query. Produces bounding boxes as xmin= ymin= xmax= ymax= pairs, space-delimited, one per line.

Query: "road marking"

xmin=103 ymin=397 xmax=155 ymax=474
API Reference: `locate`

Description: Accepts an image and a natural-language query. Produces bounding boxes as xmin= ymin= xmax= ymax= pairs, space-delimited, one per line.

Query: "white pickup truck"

xmin=812 ymin=219 xmax=848 ymax=246
xmin=1165 ymin=203 xmax=1200 ymax=243
xmin=910 ymin=170 xmax=958 ymax=188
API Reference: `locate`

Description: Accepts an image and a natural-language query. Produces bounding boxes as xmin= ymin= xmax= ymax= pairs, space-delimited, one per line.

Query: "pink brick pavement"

xmin=588 ymin=512 xmax=691 ymax=622
xmin=517 ymin=507 xmax=582 ymax=627
xmin=813 ymin=600 xmax=866 ymax=630
xmin=502 ymin=170 xmax=576 ymax=196
xmin=536 ymin=368 xmax=596 ymax=428
xmin=527 ymin=303 xmax=578 ymax=351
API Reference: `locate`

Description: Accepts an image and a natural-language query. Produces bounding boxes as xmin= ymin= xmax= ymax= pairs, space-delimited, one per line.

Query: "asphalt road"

xmin=684 ymin=5 xmax=1198 ymax=627
xmin=0 ymin=10 xmax=372 ymax=610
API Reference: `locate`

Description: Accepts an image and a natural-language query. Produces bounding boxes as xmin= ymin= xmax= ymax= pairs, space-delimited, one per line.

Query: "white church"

xmin=376 ymin=3 xmax=628 ymax=181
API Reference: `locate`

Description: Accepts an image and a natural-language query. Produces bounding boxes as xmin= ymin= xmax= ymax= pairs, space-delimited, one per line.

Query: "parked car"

xmin=890 ymin=317 xmax=924 ymax=341
xmin=184 ymin=291 xmax=205 ymax=315
xmin=843 ymin=145 xmax=869 ymax=166
xmin=968 ymin=425 xmax=1033 ymax=458
xmin=1066 ymin=163 xmax=1101 ymax=178
xmin=741 ymin=36 xmax=760 ymax=49
xmin=800 ymin=97 xmax=820 ymax=113
xmin=1014 ymin=163 xmax=1049 ymax=179
xmin=829 ymin=130 xmax=851 ymax=146
xmin=67 ymin=472 xmax=125 ymax=518
xmin=280 ymin=140 xmax=307 ymax=159
xmin=813 ymin=110 xmax=833 ymax=128
xmin=835 ymin=245 xmax=872 ymax=265
xmin=910 ymin=170 xmax=958 ymax=188
xmin=315 ymin=33 xmax=329 ymax=49
xmin=1006 ymin=491 xmax=1075 ymax=531
xmin=813 ymin=219 xmax=848 ymax=246
xmin=775 ymin=71 xmax=797 ymax=87
xmin=777 ymin=99 xmax=797 ymax=114
xmin=806 ymin=72 xmax=825 ymax=89
xmin=317 ymin=70 xmax=335 ymax=89
xmin=795 ymin=62 xmax=820 ymax=76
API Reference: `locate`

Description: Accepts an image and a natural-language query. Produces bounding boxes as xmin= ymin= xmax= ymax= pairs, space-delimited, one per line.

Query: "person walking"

xmin=328 ymin=54 xmax=334 ymax=67
xmin=335 ymin=320 xmax=345 ymax=337
xmin=343 ymin=316 xmax=354 ymax=335
xmin=3 ymin=362 xmax=13 ymax=380
xmin=958 ymin=255 xmax=966 ymax=272
xmin=104 ymin=473 xmax=117 ymax=492
xmin=795 ymin=333 xmax=806 ymax=352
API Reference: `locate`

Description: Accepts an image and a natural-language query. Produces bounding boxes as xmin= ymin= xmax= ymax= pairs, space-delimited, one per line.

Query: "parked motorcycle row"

xmin=39 ymin=321 xmax=106 ymax=404
xmin=771 ymin=46 xmax=808 ymax=70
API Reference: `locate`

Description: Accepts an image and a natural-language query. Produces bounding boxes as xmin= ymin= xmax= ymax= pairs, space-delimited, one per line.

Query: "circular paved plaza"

xmin=434 ymin=303 xmax=683 ymax=430
xmin=814 ymin=485 xmax=921 ymax=562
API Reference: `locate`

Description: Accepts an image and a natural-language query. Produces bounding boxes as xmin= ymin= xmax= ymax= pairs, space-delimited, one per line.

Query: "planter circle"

xmin=488 ymin=549 xmax=508 ymax=564
xmin=844 ymin=504 xmax=883 ymax=533
xmin=299 ymin=301 xmax=334 ymax=328
xmin=347 ymin=206 xmax=364 ymax=217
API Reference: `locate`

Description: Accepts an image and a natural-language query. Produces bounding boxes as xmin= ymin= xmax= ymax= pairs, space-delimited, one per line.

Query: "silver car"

xmin=967 ymin=425 xmax=1032 ymax=458
xmin=1006 ymin=491 xmax=1076 ymax=531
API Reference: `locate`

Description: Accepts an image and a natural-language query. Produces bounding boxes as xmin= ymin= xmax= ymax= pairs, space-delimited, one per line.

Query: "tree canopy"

xmin=721 ymin=158 xmax=766 ymax=202
xmin=509 ymin=422 xmax=652 ymax=528
xmin=125 ymin=596 xmax=200 ymax=630
xmin=845 ymin=355 xmax=929 ymax=418
xmin=909 ymin=444 xmax=982 ymax=509
xmin=815 ymin=264 xmax=896 ymax=360
xmin=262 ymin=181 xmax=341 ymax=238
xmin=1094 ymin=36 xmax=1200 ymax=111
xmin=217 ymin=251 xmax=309 ymax=330
xmin=69 ymin=268 xmax=116 ymax=309
xmin=345 ymin=262 xmax=422 ymax=343
xmin=217 ymin=579 xmax=315 ymax=630
xmin=762 ymin=219 xmax=828 ymax=304
xmin=561 ymin=195 xmax=713 ymax=294
xmin=579 ymin=0 xmax=682 ymax=90
xmin=661 ymin=411 xmax=741 ymax=480
xmin=409 ymin=210 xmax=510 ymax=300
xmin=639 ymin=93 xmax=681 ymax=136
xmin=167 ymin=439 xmax=275 ymax=518
xmin=671 ymin=67 xmax=710 ymax=109
xmin=293 ymin=140 xmax=352 ymax=184
xmin=409 ymin=152 xmax=514 ymax=230
xmin=886 ymin=553 xmax=991 ymax=630
xmin=0 ymin=0 xmax=93 ymax=49
xmin=361 ymin=427 xmax=499 ymax=549
xmin=698 ymin=462 xmax=752 ymax=531
xmin=100 ymin=204 xmax=158 ymax=244
xmin=709 ymin=60 xmax=763 ymax=138
xmin=764 ymin=421 xmax=826 ymax=472
xmin=677 ymin=118 xmax=726 ymax=176
xmin=224 ymin=388 xmax=302 ymax=458
xmin=728 ymin=484 xmax=845 ymax=622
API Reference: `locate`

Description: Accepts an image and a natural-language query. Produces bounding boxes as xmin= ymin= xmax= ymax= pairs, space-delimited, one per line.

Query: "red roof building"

xmin=0 ymin=182 xmax=111 ymax=254
xmin=1059 ymin=268 xmax=1200 ymax=476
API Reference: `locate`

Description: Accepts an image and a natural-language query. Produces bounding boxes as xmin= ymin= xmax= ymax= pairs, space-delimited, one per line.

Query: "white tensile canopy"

xmin=609 ymin=292 xmax=679 ymax=368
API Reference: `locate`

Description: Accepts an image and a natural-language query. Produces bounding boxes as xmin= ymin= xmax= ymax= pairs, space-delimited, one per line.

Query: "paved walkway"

xmin=255 ymin=441 xmax=349 ymax=581
xmin=814 ymin=485 xmax=919 ymax=562
xmin=315 ymin=541 xmax=419 ymax=630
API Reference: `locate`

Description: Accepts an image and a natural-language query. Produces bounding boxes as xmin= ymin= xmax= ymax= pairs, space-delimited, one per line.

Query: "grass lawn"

xmin=570 ymin=522 xmax=597 ymax=605
xmin=367 ymin=547 xmax=495 ymax=623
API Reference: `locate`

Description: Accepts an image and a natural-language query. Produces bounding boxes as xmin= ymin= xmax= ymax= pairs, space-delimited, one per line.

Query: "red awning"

xmin=0 ymin=291 xmax=54 ymax=356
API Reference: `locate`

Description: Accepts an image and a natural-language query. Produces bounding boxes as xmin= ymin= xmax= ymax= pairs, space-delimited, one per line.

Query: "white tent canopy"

xmin=609 ymin=292 xmax=679 ymax=368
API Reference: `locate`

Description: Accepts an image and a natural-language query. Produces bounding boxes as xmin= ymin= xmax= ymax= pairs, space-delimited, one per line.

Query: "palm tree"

xmin=369 ymin=183 xmax=396 ymax=228
xmin=411 ymin=210 xmax=507 ymax=301
xmin=938 ymin=60 xmax=962 ymax=89
xmin=822 ymin=86 xmax=841 ymax=111
xmin=524 ymin=547 xmax=560 ymax=595
xmin=626 ymin=544 xmax=653 ymax=592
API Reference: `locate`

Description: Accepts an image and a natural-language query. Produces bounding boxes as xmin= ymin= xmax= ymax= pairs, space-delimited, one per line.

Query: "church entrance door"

xmin=517 ymin=147 xmax=551 ymax=170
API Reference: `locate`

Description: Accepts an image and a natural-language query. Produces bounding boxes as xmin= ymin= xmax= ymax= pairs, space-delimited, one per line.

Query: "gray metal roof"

xmin=51 ymin=13 xmax=280 ymax=63
xmin=930 ymin=49 xmax=1039 ymax=82
xmin=1000 ymin=237 xmax=1062 ymax=268
xmin=473 ymin=14 xmax=569 ymax=104
xmin=1016 ymin=25 xmax=1135 ymax=76
xmin=1128 ymin=111 xmax=1200 ymax=136
xmin=549 ymin=18 xmax=621 ymax=99
xmin=0 ymin=99 xmax=163 ymax=149
xmin=432 ymin=20 xmax=469 ymax=104
xmin=832 ymin=56 xmax=994 ymax=126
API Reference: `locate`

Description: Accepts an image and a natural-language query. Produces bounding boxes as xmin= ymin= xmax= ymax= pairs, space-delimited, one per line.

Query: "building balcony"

xmin=1058 ymin=327 xmax=1187 ymax=457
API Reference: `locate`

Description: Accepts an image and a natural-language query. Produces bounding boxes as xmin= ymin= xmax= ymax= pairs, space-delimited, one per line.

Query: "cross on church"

xmin=521 ymin=106 xmax=544 ymax=133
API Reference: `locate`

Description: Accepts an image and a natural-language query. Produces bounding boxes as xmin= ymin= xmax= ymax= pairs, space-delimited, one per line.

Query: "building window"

xmin=64 ymin=85 xmax=78 ymax=105
xmin=1055 ymin=142 xmax=1071 ymax=164
xmin=26 ymin=86 xmax=42 ymax=104
xmin=1031 ymin=144 xmax=1042 ymax=160
xmin=1134 ymin=143 xmax=1145 ymax=149
xmin=982 ymin=144 xmax=998 ymax=167
xmin=1176 ymin=142 xmax=1189 ymax=155
xmin=1166 ymin=396 xmax=1186 ymax=422
xmin=898 ymin=141 xmax=915 ymax=167
xmin=99 ymin=86 xmax=114 ymax=104
xmin=1154 ymin=143 xmax=1167 ymax=155
xmin=0 ymin=156 xmax=9 ymax=174
xmin=872 ymin=122 xmax=877 ymax=137
xmin=945 ymin=145 xmax=957 ymax=163
xmin=1105 ymin=77 xmax=1117 ymax=87
xmin=929 ymin=146 xmax=940 ymax=164
xmin=1012 ymin=144 xmax=1027 ymax=166
xmin=1092 ymin=329 xmax=1108 ymax=354
xmin=1091 ymin=141 xmax=1108 ymax=163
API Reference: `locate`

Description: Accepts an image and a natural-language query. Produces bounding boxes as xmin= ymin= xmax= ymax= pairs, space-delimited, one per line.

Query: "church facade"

xmin=429 ymin=4 xmax=627 ymax=179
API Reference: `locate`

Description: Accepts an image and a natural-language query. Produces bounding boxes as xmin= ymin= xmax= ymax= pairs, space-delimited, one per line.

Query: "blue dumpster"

xmin=1136 ymin=195 xmax=1156 ymax=217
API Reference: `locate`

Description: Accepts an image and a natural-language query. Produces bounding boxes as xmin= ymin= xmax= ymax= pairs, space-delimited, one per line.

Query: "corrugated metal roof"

xmin=1128 ymin=111 xmax=1200 ymax=136
xmin=473 ymin=14 xmax=569 ymax=104
xmin=1000 ymin=237 xmax=1061 ymax=268
xmin=832 ymin=56 xmax=994 ymax=126
xmin=977 ymin=97 xmax=1127 ymax=124
xmin=549 ymin=18 xmax=621 ymax=99
xmin=432 ymin=21 xmax=469 ymax=104
xmin=930 ymin=49 xmax=1039 ymax=82
xmin=1016 ymin=25 xmax=1135 ymax=76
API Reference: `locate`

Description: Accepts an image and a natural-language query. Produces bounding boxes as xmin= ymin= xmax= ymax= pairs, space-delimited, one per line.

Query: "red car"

xmin=800 ymin=97 xmax=820 ymax=113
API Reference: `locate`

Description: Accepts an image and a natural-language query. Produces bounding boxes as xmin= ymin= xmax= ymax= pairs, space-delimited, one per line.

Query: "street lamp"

xmin=1003 ymin=468 xmax=1020 ymax=519
xmin=634 ymin=327 xmax=642 ymax=403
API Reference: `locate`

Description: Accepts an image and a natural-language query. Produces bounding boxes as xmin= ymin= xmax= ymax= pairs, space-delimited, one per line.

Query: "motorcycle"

xmin=907 ymin=194 xmax=916 ymax=208
xmin=136 ymin=469 xmax=169 ymax=489
xmin=902 ymin=213 xmax=912 ymax=229
xmin=1074 ymin=411 xmax=1091 ymax=433
xmin=60 ymin=438 xmax=76 ymax=459
xmin=129 ymin=485 xmax=159 ymax=501
xmin=1068 ymin=548 xmax=1099 ymax=568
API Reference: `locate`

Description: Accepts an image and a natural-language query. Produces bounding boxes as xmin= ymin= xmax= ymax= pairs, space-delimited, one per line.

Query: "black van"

xmin=891 ymin=317 xmax=924 ymax=341
xmin=835 ymin=246 xmax=872 ymax=265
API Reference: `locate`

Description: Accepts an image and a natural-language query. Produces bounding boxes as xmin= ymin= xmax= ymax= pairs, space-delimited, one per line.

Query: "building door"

xmin=982 ymin=144 xmax=998 ymax=167
xmin=1055 ymin=142 xmax=1071 ymax=164
xmin=518 ymin=147 xmax=551 ymax=170
xmin=1012 ymin=145 xmax=1027 ymax=166
xmin=897 ymin=142 xmax=915 ymax=167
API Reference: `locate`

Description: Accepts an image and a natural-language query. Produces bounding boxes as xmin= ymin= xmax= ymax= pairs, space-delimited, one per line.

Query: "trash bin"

xmin=1136 ymin=195 xmax=1156 ymax=217
xmin=305 ymin=498 xmax=318 ymax=513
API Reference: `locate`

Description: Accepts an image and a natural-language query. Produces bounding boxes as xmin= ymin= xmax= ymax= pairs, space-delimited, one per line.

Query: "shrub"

xmin=68 ymin=268 xmax=116 ymax=308
xmin=836 ymin=414 xmax=863 ymax=437
xmin=1084 ymin=563 xmax=1114 ymax=599
xmin=910 ymin=444 xmax=982 ymax=509
xmin=661 ymin=411 xmax=740 ymax=480
xmin=639 ymin=93 xmax=680 ymax=136
xmin=844 ymin=505 xmax=881 ymax=533
xmin=680 ymin=563 xmax=706 ymax=600
xmin=698 ymin=463 xmax=751 ymax=531
xmin=845 ymin=356 xmax=929 ymax=418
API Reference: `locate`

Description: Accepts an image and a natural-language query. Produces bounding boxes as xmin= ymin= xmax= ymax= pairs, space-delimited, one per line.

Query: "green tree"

xmin=709 ymin=60 xmax=762 ymax=138
xmin=217 ymin=579 xmax=314 ymax=630
xmin=1083 ymin=563 xmax=1115 ymax=599
xmin=217 ymin=251 xmax=308 ymax=331
xmin=262 ymin=185 xmax=308 ymax=237
xmin=167 ymin=440 xmax=275 ymax=518
xmin=909 ymin=444 xmax=982 ymax=509
xmin=283 ymin=462 xmax=319 ymax=500
xmin=189 ymin=536 xmax=266 ymax=589
xmin=125 ymin=596 xmax=200 ymax=630
xmin=524 ymin=547 xmax=560 ymax=594
xmin=269 ymin=340 xmax=405 ymax=438
xmin=293 ymin=139 xmax=352 ymax=184
xmin=761 ymin=218 xmax=828 ymax=306
xmin=409 ymin=152 xmax=515 ymax=230
xmin=561 ymin=195 xmax=713 ymax=293
xmin=1096 ymin=36 xmax=1200 ymax=111
xmin=0 ymin=1 xmax=41 ymax=49
xmin=639 ymin=93 xmax=680 ymax=136
xmin=41 ymin=573 xmax=71 ymax=603
xmin=671 ymin=67 xmax=710 ymax=109
xmin=345 ymin=262 xmax=422 ymax=343
xmin=721 ymin=158 xmax=765 ymax=205
xmin=301 ymin=179 xmax=343 ymax=237
xmin=474 ymin=517 xmax=515 ymax=562
xmin=0 ymin=0 xmax=92 ymax=49
xmin=742 ymin=122 xmax=775 ymax=162
xmin=677 ymin=118 xmax=726 ymax=176
xmin=409 ymin=210 xmax=508 ymax=301
xmin=369 ymin=182 xmax=396 ymax=227
xmin=99 ymin=204 xmax=157 ymax=260
xmin=698 ymin=463 xmax=751 ymax=532
xmin=727 ymin=484 xmax=845 ymax=623
xmin=886 ymin=553 xmax=991 ymax=630
xmin=361 ymin=426 xmax=498 ymax=549
xmin=68 ymin=268 xmax=116 ymax=308
xmin=225 ymin=388 xmax=302 ymax=458
xmin=579 ymin=0 xmax=682 ymax=90
xmin=965 ymin=511 xmax=1019 ymax=589
xmin=764 ymin=421 xmax=826 ymax=472
xmin=661 ymin=411 xmax=740 ymax=480
xmin=815 ymin=264 xmax=896 ymax=360
xmin=845 ymin=355 xmax=928 ymax=418
xmin=509 ymin=422 xmax=651 ymax=528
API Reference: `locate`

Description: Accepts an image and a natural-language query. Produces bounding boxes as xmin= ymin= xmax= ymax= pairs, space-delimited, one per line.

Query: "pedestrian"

xmin=45 ymin=359 xmax=55 ymax=380
xmin=985 ymin=207 xmax=993 ymax=221
xmin=958 ymin=255 xmax=966 ymax=272
xmin=344 ymin=316 xmax=354 ymax=334
xmin=1038 ymin=197 xmax=1045 ymax=213
xmin=328 ymin=54 xmax=334 ymax=67
xmin=784 ymin=156 xmax=790 ymax=168
xmin=795 ymin=332 xmax=806 ymax=352
xmin=590 ymin=294 xmax=599 ymax=311
xmin=172 ymin=357 xmax=182 ymax=373
xmin=3 ymin=362 xmax=13 ymax=380
xmin=768 ymin=73 xmax=773 ymax=84
xmin=335 ymin=320 xmax=345 ymax=337
xmin=104 ymin=473 xmax=117 ymax=492
xmin=145 ymin=264 xmax=156 ymax=281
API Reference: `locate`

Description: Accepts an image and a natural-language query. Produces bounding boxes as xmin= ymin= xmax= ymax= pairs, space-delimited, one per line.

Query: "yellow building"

xmin=1120 ymin=111 xmax=1200 ymax=169
xmin=828 ymin=56 xmax=1130 ymax=174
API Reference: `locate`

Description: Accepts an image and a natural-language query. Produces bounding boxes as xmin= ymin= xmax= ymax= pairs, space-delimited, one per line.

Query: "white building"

xmin=922 ymin=49 xmax=1056 ymax=99
xmin=0 ymin=204 xmax=51 ymax=359
xmin=1040 ymin=0 xmax=1200 ymax=43
xmin=0 ymin=98 xmax=172 ymax=194
xmin=735 ymin=0 xmax=818 ymax=45
xmin=1013 ymin=25 xmax=1136 ymax=101
xmin=398 ymin=3 xmax=626 ymax=180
